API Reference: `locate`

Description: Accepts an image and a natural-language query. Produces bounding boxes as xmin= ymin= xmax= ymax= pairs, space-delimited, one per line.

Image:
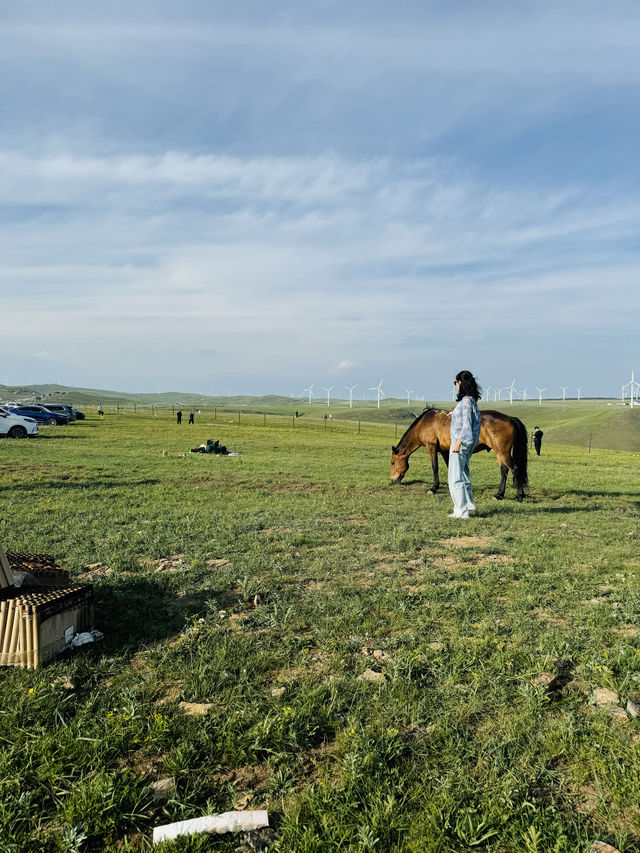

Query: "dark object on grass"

xmin=390 ymin=407 xmax=529 ymax=502
xmin=191 ymin=439 xmax=228 ymax=455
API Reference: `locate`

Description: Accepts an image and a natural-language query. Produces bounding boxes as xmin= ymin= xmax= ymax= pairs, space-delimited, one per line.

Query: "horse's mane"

xmin=395 ymin=406 xmax=440 ymax=450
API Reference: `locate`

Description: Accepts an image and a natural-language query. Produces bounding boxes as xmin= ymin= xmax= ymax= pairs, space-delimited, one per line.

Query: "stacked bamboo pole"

xmin=4 ymin=552 xmax=69 ymax=587
xmin=0 ymin=585 xmax=94 ymax=669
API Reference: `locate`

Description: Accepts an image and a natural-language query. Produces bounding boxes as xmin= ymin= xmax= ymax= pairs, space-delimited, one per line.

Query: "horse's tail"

xmin=510 ymin=416 xmax=529 ymax=490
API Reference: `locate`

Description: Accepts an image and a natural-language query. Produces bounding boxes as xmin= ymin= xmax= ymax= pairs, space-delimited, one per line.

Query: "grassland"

xmin=1 ymin=406 xmax=640 ymax=851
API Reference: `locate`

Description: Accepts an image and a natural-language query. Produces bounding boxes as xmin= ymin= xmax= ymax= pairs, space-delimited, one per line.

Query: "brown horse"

xmin=390 ymin=407 xmax=529 ymax=501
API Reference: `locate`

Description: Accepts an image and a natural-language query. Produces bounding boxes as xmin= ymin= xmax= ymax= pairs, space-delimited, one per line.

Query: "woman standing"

xmin=448 ymin=370 xmax=482 ymax=519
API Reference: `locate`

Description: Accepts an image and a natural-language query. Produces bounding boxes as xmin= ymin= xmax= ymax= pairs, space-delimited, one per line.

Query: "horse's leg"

xmin=494 ymin=452 xmax=510 ymax=500
xmin=426 ymin=444 xmax=439 ymax=493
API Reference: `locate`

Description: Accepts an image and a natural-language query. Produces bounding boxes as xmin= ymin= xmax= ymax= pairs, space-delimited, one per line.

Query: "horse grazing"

xmin=390 ymin=408 xmax=529 ymax=501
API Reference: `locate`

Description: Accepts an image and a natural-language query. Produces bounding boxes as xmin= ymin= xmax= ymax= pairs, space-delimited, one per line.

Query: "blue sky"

xmin=1 ymin=1 xmax=639 ymax=400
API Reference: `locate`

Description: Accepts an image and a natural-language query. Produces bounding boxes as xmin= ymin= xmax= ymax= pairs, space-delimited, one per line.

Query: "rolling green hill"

xmin=2 ymin=383 xmax=639 ymax=451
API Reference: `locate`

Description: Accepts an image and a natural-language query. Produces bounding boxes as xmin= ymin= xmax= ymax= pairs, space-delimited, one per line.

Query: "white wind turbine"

xmin=521 ymin=387 xmax=528 ymax=402
xmin=621 ymin=370 xmax=639 ymax=408
xmin=404 ymin=387 xmax=414 ymax=405
xmin=508 ymin=379 xmax=517 ymax=405
xmin=322 ymin=386 xmax=334 ymax=407
xmin=303 ymin=384 xmax=314 ymax=405
xmin=483 ymin=386 xmax=491 ymax=402
xmin=370 ymin=379 xmax=385 ymax=409
xmin=576 ymin=386 xmax=582 ymax=401
xmin=535 ymin=386 xmax=546 ymax=405
xmin=344 ymin=384 xmax=358 ymax=408
xmin=560 ymin=385 xmax=569 ymax=402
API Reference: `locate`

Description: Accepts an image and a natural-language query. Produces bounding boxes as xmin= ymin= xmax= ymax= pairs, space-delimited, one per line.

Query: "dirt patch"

xmin=80 ymin=562 xmax=113 ymax=582
xmin=156 ymin=683 xmax=184 ymax=705
xmin=441 ymin=536 xmax=495 ymax=548
xmin=218 ymin=762 xmax=271 ymax=793
xmin=531 ymin=607 xmax=569 ymax=628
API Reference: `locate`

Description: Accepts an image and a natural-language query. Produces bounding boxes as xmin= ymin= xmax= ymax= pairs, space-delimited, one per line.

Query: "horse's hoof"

xmin=426 ymin=489 xmax=434 ymax=495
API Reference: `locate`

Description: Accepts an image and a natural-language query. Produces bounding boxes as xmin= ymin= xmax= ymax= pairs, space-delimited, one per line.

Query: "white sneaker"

xmin=448 ymin=512 xmax=469 ymax=519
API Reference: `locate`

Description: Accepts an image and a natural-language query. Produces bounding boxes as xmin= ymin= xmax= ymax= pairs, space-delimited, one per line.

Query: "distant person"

xmin=176 ymin=410 xmax=182 ymax=424
xmin=447 ymin=370 xmax=482 ymax=519
xmin=533 ymin=426 xmax=543 ymax=456
xmin=98 ymin=405 xmax=104 ymax=418
xmin=188 ymin=412 xmax=194 ymax=424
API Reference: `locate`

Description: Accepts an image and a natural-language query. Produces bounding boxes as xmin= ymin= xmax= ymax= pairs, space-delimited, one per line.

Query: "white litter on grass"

xmin=70 ymin=629 xmax=104 ymax=648
xmin=152 ymin=810 xmax=269 ymax=844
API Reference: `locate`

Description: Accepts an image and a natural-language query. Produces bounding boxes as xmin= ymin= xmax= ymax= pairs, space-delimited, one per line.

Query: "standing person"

xmin=533 ymin=426 xmax=543 ymax=456
xmin=176 ymin=410 xmax=182 ymax=425
xmin=448 ymin=370 xmax=482 ymax=519
xmin=188 ymin=411 xmax=194 ymax=424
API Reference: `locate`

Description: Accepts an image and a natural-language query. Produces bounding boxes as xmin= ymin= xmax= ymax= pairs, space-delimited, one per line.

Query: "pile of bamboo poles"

xmin=0 ymin=585 xmax=94 ymax=669
xmin=4 ymin=552 xmax=69 ymax=587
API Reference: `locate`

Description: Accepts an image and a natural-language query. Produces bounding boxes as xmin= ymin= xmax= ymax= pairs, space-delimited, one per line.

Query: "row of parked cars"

xmin=0 ymin=404 xmax=86 ymax=438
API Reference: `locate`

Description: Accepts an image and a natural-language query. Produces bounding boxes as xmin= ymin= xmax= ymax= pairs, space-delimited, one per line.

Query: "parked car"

xmin=41 ymin=404 xmax=76 ymax=421
xmin=0 ymin=407 xmax=38 ymax=438
xmin=9 ymin=405 xmax=69 ymax=425
xmin=72 ymin=408 xmax=86 ymax=420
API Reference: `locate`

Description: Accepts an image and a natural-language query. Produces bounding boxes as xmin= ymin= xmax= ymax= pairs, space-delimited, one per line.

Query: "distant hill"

xmin=2 ymin=383 xmax=638 ymax=451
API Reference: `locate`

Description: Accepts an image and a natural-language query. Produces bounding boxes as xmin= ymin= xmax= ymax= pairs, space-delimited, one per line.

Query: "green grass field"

xmin=1 ymin=406 xmax=640 ymax=851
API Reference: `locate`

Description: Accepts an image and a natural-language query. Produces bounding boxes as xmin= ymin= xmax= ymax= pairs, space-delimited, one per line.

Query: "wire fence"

xmin=98 ymin=404 xmax=409 ymax=437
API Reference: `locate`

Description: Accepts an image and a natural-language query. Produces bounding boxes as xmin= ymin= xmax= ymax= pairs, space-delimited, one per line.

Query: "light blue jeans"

xmin=448 ymin=441 xmax=475 ymax=516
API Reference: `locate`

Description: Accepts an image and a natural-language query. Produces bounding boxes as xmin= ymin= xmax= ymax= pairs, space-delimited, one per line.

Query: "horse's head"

xmin=390 ymin=445 xmax=409 ymax=483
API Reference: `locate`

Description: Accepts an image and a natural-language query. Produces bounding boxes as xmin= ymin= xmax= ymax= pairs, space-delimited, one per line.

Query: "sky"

xmin=1 ymin=0 xmax=639 ymax=401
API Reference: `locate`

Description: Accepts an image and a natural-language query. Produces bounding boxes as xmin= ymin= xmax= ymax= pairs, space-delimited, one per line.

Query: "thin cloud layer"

xmin=1 ymin=1 xmax=638 ymax=396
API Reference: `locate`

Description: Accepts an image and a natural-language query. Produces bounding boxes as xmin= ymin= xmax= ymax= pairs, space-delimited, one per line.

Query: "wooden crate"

xmin=0 ymin=584 xmax=94 ymax=669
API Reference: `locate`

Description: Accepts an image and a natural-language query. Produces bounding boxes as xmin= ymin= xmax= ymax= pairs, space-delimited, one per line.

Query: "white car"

xmin=0 ymin=407 xmax=38 ymax=438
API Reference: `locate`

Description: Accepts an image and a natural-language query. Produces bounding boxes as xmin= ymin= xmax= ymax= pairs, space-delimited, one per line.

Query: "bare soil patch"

xmin=441 ymin=536 xmax=495 ymax=548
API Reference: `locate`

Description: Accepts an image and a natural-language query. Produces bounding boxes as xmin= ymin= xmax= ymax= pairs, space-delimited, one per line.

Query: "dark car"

xmin=42 ymin=404 xmax=76 ymax=421
xmin=10 ymin=405 xmax=69 ymax=425
xmin=72 ymin=408 xmax=86 ymax=420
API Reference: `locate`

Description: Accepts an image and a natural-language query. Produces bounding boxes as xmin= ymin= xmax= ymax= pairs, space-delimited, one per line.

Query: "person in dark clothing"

xmin=533 ymin=426 xmax=543 ymax=456
xmin=188 ymin=412 xmax=194 ymax=424
xmin=176 ymin=410 xmax=182 ymax=424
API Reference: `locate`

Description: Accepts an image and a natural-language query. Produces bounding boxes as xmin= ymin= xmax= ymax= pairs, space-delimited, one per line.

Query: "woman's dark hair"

xmin=455 ymin=370 xmax=481 ymax=402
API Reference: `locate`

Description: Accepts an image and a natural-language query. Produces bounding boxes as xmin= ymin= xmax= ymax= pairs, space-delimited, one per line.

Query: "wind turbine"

xmin=404 ymin=388 xmax=414 ymax=405
xmin=576 ymin=386 xmax=582 ymax=401
xmin=370 ymin=379 xmax=385 ymax=409
xmin=535 ymin=387 xmax=546 ymax=405
xmin=622 ymin=370 xmax=639 ymax=408
xmin=508 ymin=379 xmax=517 ymax=405
xmin=303 ymin=384 xmax=314 ymax=405
xmin=484 ymin=386 xmax=491 ymax=402
xmin=344 ymin=384 xmax=358 ymax=408
xmin=560 ymin=385 xmax=569 ymax=402
xmin=322 ymin=386 xmax=334 ymax=407
xmin=521 ymin=387 xmax=528 ymax=402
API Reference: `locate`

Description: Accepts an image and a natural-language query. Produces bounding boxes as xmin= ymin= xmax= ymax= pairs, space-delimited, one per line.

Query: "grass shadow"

xmin=93 ymin=574 xmax=239 ymax=651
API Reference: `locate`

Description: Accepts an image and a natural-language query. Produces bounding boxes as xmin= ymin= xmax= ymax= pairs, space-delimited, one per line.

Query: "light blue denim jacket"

xmin=450 ymin=396 xmax=481 ymax=446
